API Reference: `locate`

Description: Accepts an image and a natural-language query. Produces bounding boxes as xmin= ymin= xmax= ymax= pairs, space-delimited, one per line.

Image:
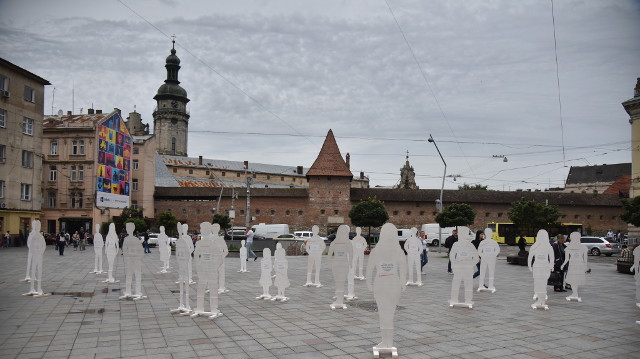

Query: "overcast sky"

xmin=1 ymin=0 xmax=638 ymax=191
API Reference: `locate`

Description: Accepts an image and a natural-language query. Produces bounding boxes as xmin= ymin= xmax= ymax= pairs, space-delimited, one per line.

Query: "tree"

xmin=458 ymin=183 xmax=488 ymax=191
xmin=113 ymin=206 xmax=144 ymax=234
xmin=212 ymin=214 xmax=231 ymax=232
xmin=507 ymin=199 xmax=560 ymax=244
xmin=349 ymin=197 xmax=389 ymax=240
xmin=435 ymin=203 xmax=476 ymax=228
xmin=620 ymin=196 xmax=640 ymax=227
xmin=156 ymin=211 xmax=178 ymax=237
xmin=125 ymin=218 xmax=147 ymax=234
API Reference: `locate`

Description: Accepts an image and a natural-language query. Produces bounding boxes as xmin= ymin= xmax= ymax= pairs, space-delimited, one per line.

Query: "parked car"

xmin=224 ymin=229 xmax=266 ymax=241
xmin=274 ymin=234 xmax=303 ymax=241
xmin=579 ymin=236 xmax=621 ymax=256
xmin=326 ymin=232 xmax=356 ymax=242
xmin=294 ymin=231 xmax=327 ymax=241
xmin=138 ymin=233 xmax=177 ymax=247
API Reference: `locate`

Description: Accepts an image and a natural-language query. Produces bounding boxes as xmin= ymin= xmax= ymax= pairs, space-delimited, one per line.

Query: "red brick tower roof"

xmin=306 ymin=129 xmax=353 ymax=180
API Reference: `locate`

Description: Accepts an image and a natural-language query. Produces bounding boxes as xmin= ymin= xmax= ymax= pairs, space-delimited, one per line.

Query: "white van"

xmin=421 ymin=223 xmax=455 ymax=246
xmin=294 ymin=231 xmax=328 ymax=241
xmin=251 ymin=223 xmax=290 ymax=240
xmin=396 ymin=228 xmax=414 ymax=242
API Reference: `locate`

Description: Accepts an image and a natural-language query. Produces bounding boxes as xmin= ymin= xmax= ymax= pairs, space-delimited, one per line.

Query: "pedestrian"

xmin=551 ymin=234 xmax=567 ymax=292
xmin=119 ymin=232 xmax=125 ymax=254
xmin=143 ymin=229 xmax=151 ymax=253
xmin=72 ymin=231 xmax=80 ymax=250
xmin=517 ymin=233 xmax=527 ymax=256
xmin=58 ymin=232 xmax=66 ymax=256
xmin=444 ymin=229 xmax=458 ymax=274
xmin=419 ymin=231 xmax=429 ymax=274
xmin=64 ymin=232 xmax=70 ymax=246
xmin=80 ymin=231 xmax=87 ymax=251
xmin=245 ymin=227 xmax=257 ymax=261
xmin=3 ymin=231 xmax=9 ymax=248
xmin=471 ymin=230 xmax=484 ymax=278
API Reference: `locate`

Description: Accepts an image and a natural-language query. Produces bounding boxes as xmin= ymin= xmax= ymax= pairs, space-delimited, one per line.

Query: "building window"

xmin=22 ymin=117 xmax=34 ymax=135
xmin=22 ymin=150 xmax=33 ymax=168
xmin=50 ymin=140 xmax=58 ymax=155
xmin=24 ymin=86 xmax=35 ymax=102
xmin=133 ymin=159 xmax=139 ymax=170
xmin=497 ymin=212 xmax=503 ymax=218
xmin=270 ymin=210 xmax=275 ymax=216
xmin=182 ymin=208 xmax=187 ymax=215
xmin=0 ymin=180 xmax=4 ymax=198
xmin=49 ymin=165 xmax=57 ymax=181
xmin=132 ymin=179 xmax=138 ymax=191
xmin=71 ymin=165 xmax=84 ymax=181
xmin=133 ymin=147 xmax=139 ymax=155
xmin=0 ymin=75 xmax=7 ymax=92
xmin=432 ymin=211 xmax=438 ymax=216
xmin=189 ymin=169 xmax=193 ymax=174
xmin=70 ymin=192 xmax=83 ymax=208
xmin=419 ymin=211 xmax=425 ymax=216
xmin=599 ymin=215 xmax=604 ymax=220
xmin=48 ymin=191 xmax=56 ymax=208
xmin=574 ymin=214 xmax=580 ymax=219
xmin=236 ymin=173 xmax=240 ymax=177
xmin=320 ymin=209 xmax=326 ymax=215
xmin=0 ymin=108 xmax=6 ymax=127
xmin=334 ymin=210 xmax=339 ymax=215
xmin=0 ymin=145 xmax=5 ymax=163
xmin=267 ymin=175 xmax=271 ymax=180
xmin=221 ymin=172 xmax=225 ymax=176
xmin=285 ymin=210 xmax=290 ymax=216
xmin=561 ymin=215 xmax=567 ymax=219
xmin=172 ymin=168 xmax=177 ymax=173
xmin=71 ymin=140 xmax=85 ymax=155
xmin=171 ymin=137 xmax=176 ymax=155
xmin=281 ymin=176 xmax=284 ymax=181
xmin=587 ymin=215 xmax=591 ymax=219
xmin=131 ymin=201 xmax=138 ymax=210
xmin=252 ymin=173 xmax=256 ymax=178
xmin=255 ymin=209 xmax=261 ymax=215
xmin=485 ymin=212 xmax=490 ymax=217
xmin=406 ymin=211 xmax=411 ymax=216
xmin=612 ymin=215 xmax=617 ymax=220
xmin=240 ymin=210 xmax=245 ymax=215
xmin=21 ymin=183 xmax=32 ymax=200
xmin=393 ymin=210 xmax=399 ymax=216
xmin=205 ymin=171 xmax=210 ymax=175
xmin=298 ymin=210 xmax=303 ymax=216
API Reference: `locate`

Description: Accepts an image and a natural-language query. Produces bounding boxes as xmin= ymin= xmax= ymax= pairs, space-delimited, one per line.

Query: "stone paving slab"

xmin=0 ymin=245 xmax=639 ymax=358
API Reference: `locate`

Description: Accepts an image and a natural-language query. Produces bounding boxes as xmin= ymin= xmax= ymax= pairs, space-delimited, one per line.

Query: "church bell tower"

xmin=153 ymin=39 xmax=190 ymax=156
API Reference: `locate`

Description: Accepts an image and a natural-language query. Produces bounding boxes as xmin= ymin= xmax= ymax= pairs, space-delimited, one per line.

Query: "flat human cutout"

xmin=351 ymin=227 xmax=367 ymax=280
xmin=179 ymin=223 xmax=195 ymax=285
xmin=345 ymin=259 xmax=357 ymax=301
xmin=191 ymin=222 xmax=222 ymax=319
xmin=21 ymin=223 xmax=34 ymax=282
xmin=91 ymin=223 xmax=104 ymax=274
xmin=405 ymin=227 xmax=423 ymax=286
xmin=171 ymin=222 xmax=192 ymax=315
xmin=448 ymin=226 xmax=478 ymax=308
xmin=257 ymin=248 xmax=273 ymax=300
xmin=213 ymin=224 xmax=229 ymax=294
xmin=22 ymin=220 xmax=49 ymax=297
xmin=328 ymin=225 xmax=354 ymax=309
xmin=562 ymin=231 xmax=589 ymax=302
xmin=477 ymin=227 xmax=500 ymax=292
xmin=158 ymin=226 xmax=171 ymax=273
xmin=528 ymin=229 xmax=555 ymax=310
xmin=632 ymin=245 xmax=640 ymax=308
xmin=366 ymin=223 xmax=406 ymax=358
xmin=304 ymin=225 xmax=325 ymax=287
xmin=272 ymin=243 xmax=290 ymax=301
xmin=120 ymin=222 xmax=146 ymax=300
xmin=103 ymin=223 xmax=119 ymax=283
xmin=239 ymin=240 xmax=249 ymax=272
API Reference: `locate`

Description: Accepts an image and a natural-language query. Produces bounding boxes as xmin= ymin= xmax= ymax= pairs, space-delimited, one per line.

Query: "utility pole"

xmin=245 ymin=174 xmax=252 ymax=228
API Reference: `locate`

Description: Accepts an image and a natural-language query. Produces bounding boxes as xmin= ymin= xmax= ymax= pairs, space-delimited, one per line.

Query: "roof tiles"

xmin=306 ymin=129 xmax=353 ymax=179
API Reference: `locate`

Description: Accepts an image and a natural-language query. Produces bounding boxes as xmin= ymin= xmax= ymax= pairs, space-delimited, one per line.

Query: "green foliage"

xmin=100 ymin=222 xmax=112 ymax=236
xmin=435 ymin=203 xmax=476 ymax=228
xmin=349 ymin=197 xmax=389 ymax=229
xmin=227 ymin=243 xmax=239 ymax=251
xmin=125 ymin=218 xmax=147 ymax=234
xmin=620 ymin=196 xmax=640 ymax=227
xmin=113 ymin=206 xmax=144 ymax=233
xmin=507 ymin=199 xmax=560 ymax=234
xmin=156 ymin=211 xmax=179 ymax=237
xmin=585 ymin=224 xmax=593 ymax=235
xmin=212 ymin=214 xmax=231 ymax=231
xmin=457 ymin=183 xmax=488 ymax=191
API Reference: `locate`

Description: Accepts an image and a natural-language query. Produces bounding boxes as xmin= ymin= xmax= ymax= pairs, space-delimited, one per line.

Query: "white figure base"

xmin=90 ymin=270 xmax=105 ymax=274
xmin=406 ymin=281 xmax=423 ymax=287
xmin=170 ymin=307 xmax=192 ymax=316
xmin=354 ymin=275 xmax=365 ymax=280
xmin=344 ymin=294 xmax=358 ymax=301
xmin=22 ymin=291 xmax=50 ymax=297
xmin=477 ymin=287 xmax=496 ymax=293
xmin=237 ymin=270 xmax=250 ymax=273
xmin=158 ymin=269 xmax=170 ymax=274
xmin=531 ymin=303 xmax=549 ymax=310
xmin=566 ymin=296 xmax=582 ymax=302
xmin=208 ymin=311 xmax=223 ymax=319
xmin=218 ymin=288 xmax=229 ymax=294
xmin=532 ymin=294 xmax=548 ymax=301
xmin=256 ymin=294 xmax=272 ymax=300
xmin=271 ymin=295 xmax=289 ymax=302
xmin=119 ymin=294 xmax=146 ymax=301
xmin=637 ymin=320 xmax=640 ymax=325
xmin=190 ymin=310 xmax=222 ymax=319
xmin=330 ymin=303 xmax=347 ymax=310
xmin=448 ymin=301 xmax=473 ymax=309
xmin=189 ymin=280 xmax=196 ymax=285
xmin=102 ymin=279 xmax=119 ymax=283
xmin=373 ymin=346 xmax=398 ymax=358
xmin=20 ymin=277 xmax=32 ymax=282
xmin=303 ymin=282 xmax=322 ymax=288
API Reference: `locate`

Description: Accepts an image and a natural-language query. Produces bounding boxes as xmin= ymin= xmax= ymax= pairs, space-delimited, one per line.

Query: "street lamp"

xmin=428 ymin=134 xmax=446 ymax=252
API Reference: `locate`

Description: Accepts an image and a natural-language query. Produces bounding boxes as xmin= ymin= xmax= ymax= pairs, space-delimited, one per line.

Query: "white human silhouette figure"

xmin=304 ymin=225 xmax=325 ymax=287
xmin=366 ymin=223 xmax=407 ymax=358
xmin=631 ymin=245 xmax=640 ymax=310
xmin=272 ymin=243 xmax=290 ymax=301
xmin=158 ymin=226 xmax=171 ymax=273
xmin=103 ymin=223 xmax=119 ymax=283
xmin=351 ymin=227 xmax=367 ymax=280
xmin=448 ymin=226 xmax=478 ymax=308
xmin=345 ymin=255 xmax=357 ymax=301
xmin=257 ymin=248 xmax=273 ymax=300
xmin=562 ymin=231 xmax=588 ymax=302
xmin=184 ymin=223 xmax=195 ymax=284
xmin=477 ymin=227 xmax=500 ymax=292
xmin=238 ymin=240 xmax=249 ymax=272
xmin=528 ymin=229 xmax=555 ymax=310
xmin=21 ymin=223 xmax=34 ymax=282
xmin=171 ymin=222 xmax=192 ymax=315
xmin=213 ymin=224 xmax=229 ymax=294
xmin=92 ymin=223 xmax=104 ymax=274
xmin=120 ymin=222 xmax=145 ymax=300
xmin=22 ymin=220 xmax=49 ymax=297
xmin=328 ymin=225 xmax=354 ymax=309
xmin=405 ymin=227 xmax=423 ymax=286
xmin=191 ymin=222 xmax=222 ymax=319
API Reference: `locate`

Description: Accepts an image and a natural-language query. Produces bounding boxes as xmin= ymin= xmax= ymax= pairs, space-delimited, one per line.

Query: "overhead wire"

xmin=550 ymin=0 xmax=567 ymax=166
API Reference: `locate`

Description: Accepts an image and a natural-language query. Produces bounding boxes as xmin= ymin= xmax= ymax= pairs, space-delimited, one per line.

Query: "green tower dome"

xmin=153 ymin=40 xmax=190 ymax=102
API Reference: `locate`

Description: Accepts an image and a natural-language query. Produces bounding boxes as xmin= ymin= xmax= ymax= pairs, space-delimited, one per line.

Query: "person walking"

xmin=3 ymin=231 xmax=9 ymax=248
xmin=551 ymin=234 xmax=567 ymax=292
xmin=143 ymin=230 xmax=151 ymax=254
xmin=444 ymin=229 xmax=458 ymax=274
xmin=518 ymin=233 xmax=527 ymax=256
xmin=245 ymin=228 xmax=257 ymax=261
xmin=80 ymin=231 xmax=87 ymax=251
xmin=471 ymin=230 xmax=484 ymax=279
xmin=419 ymin=231 xmax=429 ymax=274
xmin=72 ymin=231 xmax=80 ymax=250
xmin=58 ymin=232 xmax=66 ymax=256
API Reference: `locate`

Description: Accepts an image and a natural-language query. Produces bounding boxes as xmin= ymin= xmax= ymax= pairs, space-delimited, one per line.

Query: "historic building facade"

xmin=622 ymin=77 xmax=640 ymax=238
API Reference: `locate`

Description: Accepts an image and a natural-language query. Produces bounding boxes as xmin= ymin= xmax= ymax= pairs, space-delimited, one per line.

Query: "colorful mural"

xmin=96 ymin=112 xmax=131 ymax=208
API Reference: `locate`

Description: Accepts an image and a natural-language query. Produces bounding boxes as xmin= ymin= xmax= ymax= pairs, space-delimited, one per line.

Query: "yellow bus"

xmin=487 ymin=222 xmax=583 ymax=245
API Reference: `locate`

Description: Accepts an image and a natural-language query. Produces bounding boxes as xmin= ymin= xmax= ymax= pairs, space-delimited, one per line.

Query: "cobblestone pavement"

xmin=0 ymin=245 xmax=638 ymax=359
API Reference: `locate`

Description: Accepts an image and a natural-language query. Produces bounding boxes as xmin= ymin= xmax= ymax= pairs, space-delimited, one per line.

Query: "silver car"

xmin=579 ymin=236 xmax=621 ymax=256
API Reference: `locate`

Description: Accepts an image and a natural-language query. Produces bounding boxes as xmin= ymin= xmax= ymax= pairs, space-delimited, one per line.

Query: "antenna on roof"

xmin=51 ymin=87 xmax=56 ymax=115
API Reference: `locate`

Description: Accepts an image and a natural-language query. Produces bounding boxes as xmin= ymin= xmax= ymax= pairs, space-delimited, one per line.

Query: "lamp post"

xmin=428 ymin=134 xmax=446 ymax=252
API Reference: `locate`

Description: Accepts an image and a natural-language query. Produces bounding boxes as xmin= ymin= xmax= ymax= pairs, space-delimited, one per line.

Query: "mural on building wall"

xmin=96 ymin=112 xmax=131 ymax=208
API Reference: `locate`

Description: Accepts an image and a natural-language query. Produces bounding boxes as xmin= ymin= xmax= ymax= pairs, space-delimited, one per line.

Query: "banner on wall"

xmin=96 ymin=111 xmax=131 ymax=209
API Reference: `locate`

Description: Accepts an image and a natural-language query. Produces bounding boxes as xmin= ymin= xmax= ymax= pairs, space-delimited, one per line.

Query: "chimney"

xmin=360 ymin=171 xmax=364 ymax=179
xmin=346 ymin=153 xmax=350 ymax=169
xmin=297 ymin=166 xmax=303 ymax=175
xmin=96 ymin=109 xmax=102 ymax=114
xmin=114 ymin=107 xmax=121 ymax=115
xmin=198 ymin=156 xmax=203 ymax=165
xmin=88 ymin=108 xmax=94 ymax=115
xmin=67 ymin=111 xmax=72 ymax=115
xmin=244 ymin=161 xmax=249 ymax=169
